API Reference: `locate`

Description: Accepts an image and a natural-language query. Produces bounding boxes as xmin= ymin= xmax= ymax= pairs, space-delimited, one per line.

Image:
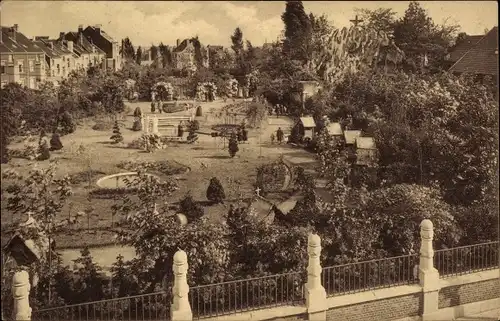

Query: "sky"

xmin=1 ymin=1 xmax=498 ymax=48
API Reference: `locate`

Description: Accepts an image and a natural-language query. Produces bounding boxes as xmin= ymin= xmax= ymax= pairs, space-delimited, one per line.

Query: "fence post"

xmin=419 ymin=219 xmax=441 ymax=320
xmin=305 ymin=234 xmax=327 ymax=321
xmin=152 ymin=116 xmax=159 ymax=134
xmin=170 ymin=250 xmax=193 ymax=321
xmin=12 ymin=270 xmax=31 ymax=321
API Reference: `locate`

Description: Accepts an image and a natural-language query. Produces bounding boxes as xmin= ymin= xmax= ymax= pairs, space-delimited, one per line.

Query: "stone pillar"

xmin=170 ymin=250 xmax=192 ymax=321
xmin=145 ymin=116 xmax=150 ymax=134
xmin=152 ymin=116 xmax=159 ymax=134
xmin=419 ymin=219 xmax=441 ymax=321
xmin=305 ymin=234 xmax=327 ymax=321
xmin=12 ymin=270 xmax=31 ymax=321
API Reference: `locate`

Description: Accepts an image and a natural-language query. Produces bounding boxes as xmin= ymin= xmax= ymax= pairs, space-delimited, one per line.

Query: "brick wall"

xmin=438 ymin=279 xmax=500 ymax=309
xmin=325 ymin=293 xmax=422 ymax=321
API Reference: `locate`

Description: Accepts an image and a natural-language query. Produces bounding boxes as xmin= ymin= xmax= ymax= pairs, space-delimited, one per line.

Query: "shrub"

xmin=110 ymin=120 xmax=124 ymax=144
xmin=206 ymin=177 xmax=225 ymax=204
xmin=132 ymin=118 xmax=142 ymax=131
xmin=179 ymin=192 xmax=204 ymax=221
xmin=228 ymin=136 xmax=239 ymax=158
xmin=37 ymin=141 xmax=51 ymax=161
xmin=59 ymin=111 xmax=76 ymax=135
xmin=196 ymin=105 xmax=203 ymax=116
xmin=187 ymin=121 xmax=199 ymax=143
xmin=133 ymin=107 xmax=142 ymax=118
xmin=1 ymin=135 xmax=10 ymax=164
xmin=49 ymin=133 xmax=63 ymax=151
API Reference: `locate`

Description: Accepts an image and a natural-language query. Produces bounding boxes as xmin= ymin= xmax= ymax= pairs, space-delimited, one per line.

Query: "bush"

xmin=59 ymin=111 xmax=76 ymax=135
xmin=49 ymin=133 xmax=63 ymax=151
xmin=228 ymin=136 xmax=239 ymax=158
xmin=110 ymin=120 xmax=124 ymax=144
xmin=132 ymin=118 xmax=142 ymax=131
xmin=186 ymin=120 xmax=199 ymax=143
xmin=1 ymin=134 xmax=10 ymax=164
xmin=179 ymin=192 xmax=204 ymax=221
xmin=196 ymin=105 xmax=203 ymax=116
xmin=92 ymin=119 xmax=115 ymax=131
xmin=206 ymin=177 xmax=225 ymax=204
xmin=133 ymin=107 xmax=142 ymax=118
xmin=37 ymin=141 xmax=51 ymax=161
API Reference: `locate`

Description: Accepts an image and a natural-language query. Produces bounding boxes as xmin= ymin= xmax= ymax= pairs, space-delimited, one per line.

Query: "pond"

xmin=96 ymin=172 xmax=160 ymax=189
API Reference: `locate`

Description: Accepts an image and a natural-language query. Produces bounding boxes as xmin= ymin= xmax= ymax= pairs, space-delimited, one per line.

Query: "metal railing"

xmin=32 ymin=291 xmax=171 ymax=321
xmin=189 ymin=271 xmax=306 ymax=319
xmin=322 ymin=254 xmax=420 ymax=297
xmin=434 ymin=241 xmax=499 ymax=278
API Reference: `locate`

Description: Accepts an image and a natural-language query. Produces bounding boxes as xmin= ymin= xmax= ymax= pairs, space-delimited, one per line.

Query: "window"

xmin=0 ymin=61 xmax=5 ymax=74
xmin=29 ymin=60 xmax=34 ymax=72
xmin=29 ymin=77 xmax=36 ymax=89
xmin=1 ymin=81 xmax=7 ymax=89
xmin=8 ymin=55 xmax=13 ymax=63
xmin=67 ymin=60 xmax=70 ymax=67
xmin=57 ymin=64 xmax=60 ymax=75
xmin=18 ymin=62 xmax=24 ymax=73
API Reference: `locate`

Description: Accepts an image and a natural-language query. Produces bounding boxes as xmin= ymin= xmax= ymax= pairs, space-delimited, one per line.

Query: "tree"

xmin=158 ymin=42 xmax=172 ymax=68
xmin=136 ymin=46 xmax=143 ymax=65
xmin=355 ymin=8 xmax=397 ymax=35
xmin=281 ymin=0 xmax=312 ymax=62
xmin=110 ymin=120 xmax=124 ymax=144
xmin=245 ymin=102 xmax=267 ymax=128
xmin=179 ymin=192 xmax=204 ymax=222
xmin=120 ymin=37 xmax=136 ymax=61
xmin=230 ymin=27 xmax=244 ymax=56
xmin=206 ymin=177 xmax=225 ymax=204
xmin=96 ymin=76 xmax=125 ymax=114
xmin=72 ymin=247 xmax=106 ymax=303
xmin=110 ymin=254 xmax=139 ymax=298
xmin=393 ymin=1 xmax=459 ymax=71
xmin=150 ymin=45 xmax=159 ymax=61
xmin=49 ymin=133 xmax=63 ymax=151
xmin=228 ymin=135 xmax=239 ymax=158
xmin=307 ymin=13 xmax=334 ymax=71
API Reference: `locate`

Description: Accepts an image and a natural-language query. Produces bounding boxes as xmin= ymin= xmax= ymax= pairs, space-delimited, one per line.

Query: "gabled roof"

xmin=449 ymin=27 xmax=499 ymax=76
xmin=326 ymin=122 xmax=343 ymax=136
xmin=447 ymin=35 xmax=483 ymax=62
xmin=344 ymin=130 xmax=362 ymax=145
xmin=84 ymin=26 xmax=115 ymax=43
xmin=355 ymin=136 xmax=376 ymax=150
xmin=33 ymin=40 xmax=59 ymax=58
xmin=173 ymin=39 xmax=194 ymax=53
xmin=59 ymin=31 xmax=106 ymax=55
xmin=1 ymin=26 xmax=44 ymax=53
xmin=299 ymin=117 xmax=316 ymax=128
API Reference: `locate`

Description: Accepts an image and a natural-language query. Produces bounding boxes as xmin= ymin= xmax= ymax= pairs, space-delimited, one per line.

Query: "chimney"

xmin=78 ymin=25 xmax=83 ymax=34
xmin=95 ymin=24 xmax=102 ymax=34
xmin=67 ymin=40 xmax=74 ymax=52
xmin=13 ymin=24 xmax=18 ymax=32
xmin=59 ymin=32 xmax=65 ymax=40
xmin=49 ymin=42 xmax=54 ymax=50
xmin=176 ymin=39 xmax=180 ymax=47
xmin=10 ymin=26 xmax=16 ymax=42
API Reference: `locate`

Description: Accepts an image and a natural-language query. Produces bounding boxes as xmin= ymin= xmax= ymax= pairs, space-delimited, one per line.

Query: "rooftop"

xmin=299 ymin=117 xmax=316 ymax=128
xmin=447 ymin=35 xmax=484 ymax=62
xmin=1 ymin=26 xmax=44 ymax=53
xmin=449 ymin=27 xmax=499 ymax=76
xmin=326 ymin=122 xmax=343 ymax=136
xmin=355 ymin=136 xmax=376 ymax=150
xmin=344 ymin=130 xmax=362 ymax=144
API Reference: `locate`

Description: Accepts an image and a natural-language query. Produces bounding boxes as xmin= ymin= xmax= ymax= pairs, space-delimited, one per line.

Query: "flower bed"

xmin=117 ymin=160 xmax=189 ymax=176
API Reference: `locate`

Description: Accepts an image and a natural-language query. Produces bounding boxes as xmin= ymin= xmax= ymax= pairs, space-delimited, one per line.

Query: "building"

xmin=34 ymin=37 xmax=80 ymax=84
xmin=1 ymin=24 xmax=47 ymax=89
xmin=444 ymin=35 xmax=483 ymax=69
xmin=172 ymin=39 xmax=197 ymax=73
xmin=58 ymin=26 xmax=107 ymax=71
xmin=448 ymin=27 xmax=498 ymax=80
xmin=81 ymin=25 xmax=122 ymax=71
xmin=298 ymin=117 xmax=317 ymax=140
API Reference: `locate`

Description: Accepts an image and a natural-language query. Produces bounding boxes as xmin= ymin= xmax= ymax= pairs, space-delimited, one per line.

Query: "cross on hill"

xmin=350 ymin=15 xmax=364 ymax=26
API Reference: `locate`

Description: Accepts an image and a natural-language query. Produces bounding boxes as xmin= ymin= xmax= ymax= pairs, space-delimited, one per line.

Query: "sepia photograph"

xmin=0 ymin=1 xmax=499 ymax=320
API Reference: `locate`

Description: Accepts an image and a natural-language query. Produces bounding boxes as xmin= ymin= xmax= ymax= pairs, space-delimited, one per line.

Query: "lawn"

xmin=1 ymin=100 xmax=300 ymax=249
